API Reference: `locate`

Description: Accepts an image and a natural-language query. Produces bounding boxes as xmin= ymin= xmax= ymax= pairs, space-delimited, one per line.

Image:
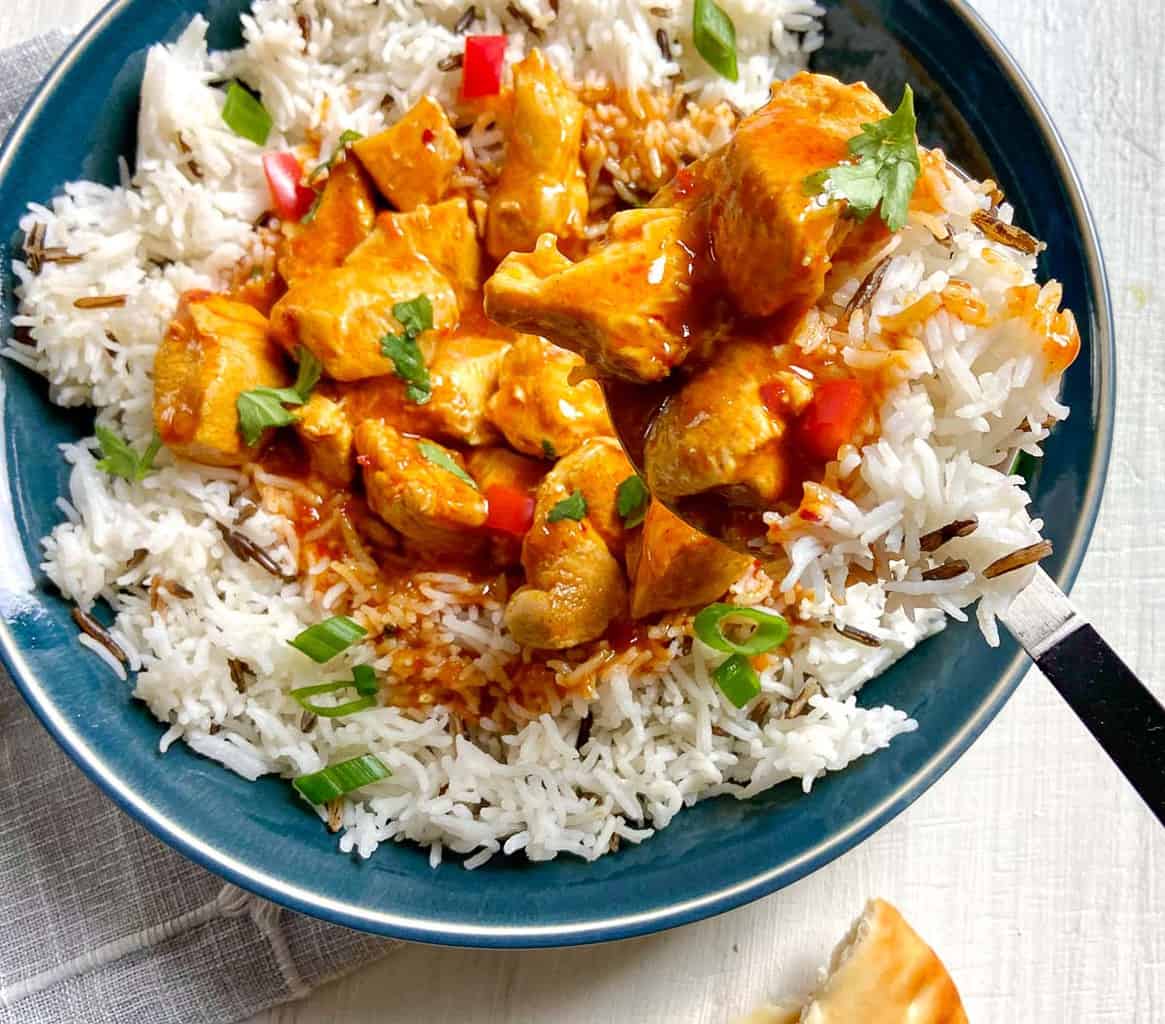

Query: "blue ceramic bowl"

xmin=0 ymin=0 xmax=1112 ymax=946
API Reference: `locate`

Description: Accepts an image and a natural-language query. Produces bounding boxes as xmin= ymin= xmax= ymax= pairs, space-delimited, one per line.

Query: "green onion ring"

xmin=712 ymin=654 xmax=761 ymax=708
xmin=693 ymin=603 xmax=789 ymax=656
xmin=288 ymin=615 xmax=367 ymax=663
xmin=293 ymin=754 xmax=390 ymax=804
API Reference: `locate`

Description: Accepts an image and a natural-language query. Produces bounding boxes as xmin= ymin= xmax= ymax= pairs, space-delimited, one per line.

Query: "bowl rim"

xmin=0 ymin=0 xmax=1115 ymax=947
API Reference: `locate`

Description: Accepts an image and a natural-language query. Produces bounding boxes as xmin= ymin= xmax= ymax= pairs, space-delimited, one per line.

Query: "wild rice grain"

xmin=74 ymin=295 xmax=128 ymax=310
xmin=300 ymin=711 xmax=318 ymax=732
xmin=72 ymin=607 xmax=128 ymax=664
xmin=575 ymin=712 xmax=593 ymax=751
xmin=437 ymin=52 xmax=464 ymax=72
xmin=971 ymin=209 xmax=1044 ymax=255
xmin=656 ymin=28 xmax=672 ymax=61
xmin=125 ymin=548 xmax=148 ymax=570
xmin=454 ymin=6 xmax=479 ymax=33
xmin=983 ymin=540 xmax=1053 ymax=579
xmin=844 ymin=255 xmax=893 ymax=318
xmin=218 ymin=523 xmax=294 ymax=581
xmin=227 ymin=657 xmax=251 ymax=692
xmin=40 ymin=247 xmax=82 ymax=265
xmin=785 ymin=680 xmax=821 ymax=719
xmin=747 ymin=697 xmax=771 ymax=725
xmin=834 ymin=623 xmax=881 ymax=648
xmin=507 ymin=4 xmax=543 ymax=39
xmin=23 ymin=222 xmax=46 ymax=273
xmin=920 ymin=517 xmax=978 ymax=552
xmin=921 ymin=559 xmax=971 ymax=582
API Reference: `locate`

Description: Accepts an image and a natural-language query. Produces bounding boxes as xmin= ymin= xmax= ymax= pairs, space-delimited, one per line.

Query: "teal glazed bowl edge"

xmin=0 ymin=0 xmax=1114 ymax=946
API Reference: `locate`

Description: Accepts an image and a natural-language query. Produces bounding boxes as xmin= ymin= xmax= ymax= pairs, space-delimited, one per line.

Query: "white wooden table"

xmin=6 ymin=2 xmax=1162 ymax=1021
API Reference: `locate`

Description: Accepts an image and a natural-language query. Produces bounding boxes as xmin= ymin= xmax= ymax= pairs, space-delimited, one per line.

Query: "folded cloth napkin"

xmin=0 ymin=32 xmax=397 ymax=1024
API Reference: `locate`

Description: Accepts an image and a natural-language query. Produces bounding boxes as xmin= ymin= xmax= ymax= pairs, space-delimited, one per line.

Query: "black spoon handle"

xmin=1001 ymin=570 xmax=1165 ymax=825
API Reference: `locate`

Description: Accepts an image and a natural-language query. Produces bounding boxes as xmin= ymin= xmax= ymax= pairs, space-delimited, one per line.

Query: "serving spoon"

xmin=600 ymin=376 xmax=1165 ymax=826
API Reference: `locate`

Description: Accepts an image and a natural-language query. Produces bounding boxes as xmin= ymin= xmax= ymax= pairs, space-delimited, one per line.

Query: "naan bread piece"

xmin=734 ymin=899 xmax=967 ymax=1024
xmin=803 ymin=899 xmax=968 ymax=1023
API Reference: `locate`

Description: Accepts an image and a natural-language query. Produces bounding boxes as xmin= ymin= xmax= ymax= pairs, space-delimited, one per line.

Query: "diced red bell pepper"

xmin=797 ymin=378 xmax=867 ymax=462
xmin=462 ymin=35 xmax=507 ymax=100
xmin=262 ymin=151 xmax=316 ymax=222
xmin=484 ymin=484 xmax=536 ymax=536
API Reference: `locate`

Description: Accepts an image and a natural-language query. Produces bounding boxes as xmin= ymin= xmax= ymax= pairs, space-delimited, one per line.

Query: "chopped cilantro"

xmin=616 ymin=475 xmax=650 ymax=528
xmin=418 ymin=440 xmax=478 ymax=489
xmin=547 ymin=490 xmax=587 ymax=523
xmin=803 ymin=85 xmax=921 ymax=232
xmin=380 ymin=295 xmax=434 ymax=404
xmin=94 ymin=427 xmax=162 ymax=482
xmin=540 ymin=438 xmax=557 ymax=460
xmin=235 ymin=346 xmax=321 ymax=446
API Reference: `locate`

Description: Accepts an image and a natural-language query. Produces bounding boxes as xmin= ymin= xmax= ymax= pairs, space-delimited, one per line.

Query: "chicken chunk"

xmin=294 ymin=394 xmax=354 ymax=486
xmin=645 ymin=311 xmax=842 ymax=508
xmin=277 ymin=158 xmax=376 ymax=285
xmin=353 ymin=96 xmax=462 ymax=210
xmin=269 ymin=250 xmax=458 ymax=382
xmin=338 ymin=331 xmax=510 ymax=446
xmin=710 ymin=73 xmax=891 ymax=316
xmin=466 ymin=447 xmax=546 ymax=495
xmin=505 ymin=438 xmax=634 ymax=649
xmin=486 ymin=50 xmax=587 ymax=261
xmin=484 ymin=208 xmax=712 ymax=381
xmin=627 ymin=502 xmax=751 ymax=618
xmin=153 ymin=291 xmax=288 ymax=466
xmin=354 ymin=421 xmax=487 ymax=558
xmin=487 ymin=334 xmax=613 ymax=458
xmin=645 ymin=339 xmax=791 ymax=509
xmin=357 ymin=200 xmax=483 ymax=305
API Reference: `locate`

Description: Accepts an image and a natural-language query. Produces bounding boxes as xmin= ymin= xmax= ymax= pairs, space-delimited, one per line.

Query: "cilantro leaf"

xmin=95 ymin=427 xmax=162 ymax=482
xmin=380 ymin=295 xmax=435 ymax=404
xmin=393 ymin=295 xmax=434 ymax=339
xmin=547 ymin=490 xmax=587 ymax=523
xmin=293 ymin=346 xmax=322 ymax=398
xmin=235 ymin=347 xmax=322 ymax=447
xmin=616 ymin=475 xmax=650 ymax=529
xmin=381 ymin=334 xmax=431 ymax=404
xmin=236 ymin=388 xmax=302 ymax=446
xmin=417 ymin=440 xmax=478 ymax=489
xmin=802 ymin=85 xmax=921 ymax=232
xmin=540 ymin=438 xmax=557 ymax=460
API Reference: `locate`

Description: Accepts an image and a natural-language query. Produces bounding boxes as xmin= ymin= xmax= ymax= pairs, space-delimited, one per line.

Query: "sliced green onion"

xmin=289 ymin=615 xmax=367 ymax=663
xmin=289 ymin=665 xmax=380 ymax=718
xmin=221 ymin=81 xmax=272 ymax=145
xmin=694 ymin=603 xmax=789 ymax=656
xmin=293 ymin=754 xmax=390 ymax=804
xmin=351 ymin=664 xmax=378 ymax=696
xmin=291 ymin=690 xmax=376 ymax=718
xmin=692 ymin=0 xmax=738 ymax=82
xmin=713 ymin=654 xmax=761 ymax=708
